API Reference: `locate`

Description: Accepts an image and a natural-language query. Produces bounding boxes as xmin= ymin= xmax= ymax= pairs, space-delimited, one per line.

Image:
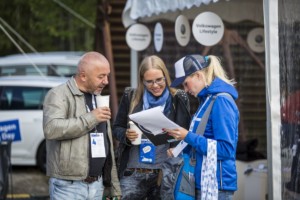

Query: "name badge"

xmin=90 ymin=132 xmax=106 ymax=158
xmin=139 ymin=139 xmax=156 ymax=164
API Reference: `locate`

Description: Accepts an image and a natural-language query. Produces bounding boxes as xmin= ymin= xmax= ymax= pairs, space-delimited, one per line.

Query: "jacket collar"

xmin=67 ymin=76 xmax=84 ymax=96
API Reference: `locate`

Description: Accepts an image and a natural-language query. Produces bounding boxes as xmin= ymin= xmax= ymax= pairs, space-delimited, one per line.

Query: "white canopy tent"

xmin=122 ymin=0 xmax=263 ymax=27
xmin=263 ymin=1 xmax=281 ymax=199
xmin=123 ymin=0 xmax=224 ymax=27
xmin=122 ymin=0 xmax=266 ymax=88
xmin=122 ymin=0 xmax=287 ymax=199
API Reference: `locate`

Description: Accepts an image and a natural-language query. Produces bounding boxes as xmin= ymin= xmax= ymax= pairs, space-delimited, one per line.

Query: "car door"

xmin=0 ymin=85 xmax=49 ymax=166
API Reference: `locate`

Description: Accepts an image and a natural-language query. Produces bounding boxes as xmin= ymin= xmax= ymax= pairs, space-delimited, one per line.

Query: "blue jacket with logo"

xmin=184 ymin=77 xmax=239 ymax=191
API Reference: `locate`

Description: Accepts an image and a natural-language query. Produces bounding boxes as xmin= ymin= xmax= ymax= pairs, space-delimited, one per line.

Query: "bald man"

xmin=43 ymin=52 xmax=121 ymax=200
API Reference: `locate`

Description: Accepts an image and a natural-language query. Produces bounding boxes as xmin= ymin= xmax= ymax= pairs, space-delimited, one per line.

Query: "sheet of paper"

xmin=129 ymin=106 xmax=180 ymax=135
xmin=172 ymin=140 xmax=188 ymax=157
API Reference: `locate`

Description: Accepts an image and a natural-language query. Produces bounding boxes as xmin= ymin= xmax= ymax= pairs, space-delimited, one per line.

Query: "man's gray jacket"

xmin=43 ymin=77 xmax=121 ymax=196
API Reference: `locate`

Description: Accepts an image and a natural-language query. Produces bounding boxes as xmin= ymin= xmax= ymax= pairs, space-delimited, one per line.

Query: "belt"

xmin=127 ymin=168 xmax=160 ymax=174
xmin=82 ymin=176 xmax=100 ymax=184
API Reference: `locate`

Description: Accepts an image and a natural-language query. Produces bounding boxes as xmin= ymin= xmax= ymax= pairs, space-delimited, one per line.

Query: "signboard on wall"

xmin=175 ymin=15 xmax=191 ymax=47
xmin=192 ymin=12 xmax=224 ymax=46
xmin=126 ymin=23 xmax=151 ymax=51
xmin=154 ymin=22 xmax=164 ymax=52
xmin=247 ymin=27 xmax=265 ymax=53
xmin=0 ymin=119 xmax=21 ymax=142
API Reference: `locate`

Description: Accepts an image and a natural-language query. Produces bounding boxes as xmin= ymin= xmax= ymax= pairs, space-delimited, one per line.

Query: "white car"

xmin=0 ymin=76 xmax=68 ymax=172
xmin=0 ymin=51 xmax=83 ymax=77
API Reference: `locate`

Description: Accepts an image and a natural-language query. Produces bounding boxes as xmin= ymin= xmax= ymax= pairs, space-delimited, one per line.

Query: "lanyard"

xmin=194 ymin=96 xmax=211 ymax=120
xmin=85 ymin=95 xmax=97 ymax=112
xmin=190 ymin=95 xmax=211 ymax=131
xmin=85 ymin=94 xmax=98 ymax=132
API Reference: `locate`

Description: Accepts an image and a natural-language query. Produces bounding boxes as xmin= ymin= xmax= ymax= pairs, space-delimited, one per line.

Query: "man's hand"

xmin=92 ymin=107 xmax=111 ymax=122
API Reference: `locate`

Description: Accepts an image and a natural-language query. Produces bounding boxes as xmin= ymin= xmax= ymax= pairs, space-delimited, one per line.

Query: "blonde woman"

xmin=113 ymin=55 xmax=191 ymax=200
xmin=165 ymin=55 xmax=239 ymax=200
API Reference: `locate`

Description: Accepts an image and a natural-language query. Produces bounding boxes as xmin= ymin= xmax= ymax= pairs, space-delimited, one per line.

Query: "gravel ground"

xmin=7 ymin=166 xmax=49 ymax=200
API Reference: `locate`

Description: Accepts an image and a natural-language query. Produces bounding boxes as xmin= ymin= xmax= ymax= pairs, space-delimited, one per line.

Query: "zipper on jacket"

xmin=219 ymin=161 xmax=223 ymax=190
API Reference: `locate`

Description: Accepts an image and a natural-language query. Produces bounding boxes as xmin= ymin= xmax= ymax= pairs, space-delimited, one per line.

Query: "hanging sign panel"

xmin=247 ymin=28 xmax=265 ymax=53
xmin=0 ymin=119 xmax=21 ymax=142
xmin=154 ymin=22 xmax=164 ymax=52
xmin=126 ymin=23 xmax=151 ymax=51
xmin=175 ymin=15 xmax=191 ymax=47
xmin=192 ymin=12 xmax=224 ymax=46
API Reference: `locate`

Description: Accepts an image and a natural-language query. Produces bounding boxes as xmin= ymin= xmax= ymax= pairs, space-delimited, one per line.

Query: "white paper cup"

xmin=96 ymin=95 xmax=110 ymax=108
xmin=129 ymin=121 xmax=142 ymax=145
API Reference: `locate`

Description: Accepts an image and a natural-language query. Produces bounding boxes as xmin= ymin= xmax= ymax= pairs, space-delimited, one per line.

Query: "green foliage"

xmin=0 ymin=0 xmax=97 ymax=56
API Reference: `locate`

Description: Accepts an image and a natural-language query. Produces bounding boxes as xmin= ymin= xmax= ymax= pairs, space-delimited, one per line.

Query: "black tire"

xmin=36 ymin=140 xmax=46 ymax=173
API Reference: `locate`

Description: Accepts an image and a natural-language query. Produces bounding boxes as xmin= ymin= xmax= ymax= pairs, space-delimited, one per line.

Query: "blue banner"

xmin=0 ymin=119 xmax=21 ymax=142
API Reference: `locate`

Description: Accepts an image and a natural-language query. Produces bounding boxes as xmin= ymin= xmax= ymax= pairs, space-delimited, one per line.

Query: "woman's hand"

xmin=167 ymin=148 xmax=174 ymax=157
xmin=163 ymin=127 xmax=188 ymax=141
xmin=125 ymin=128 xmax=138 ymax=142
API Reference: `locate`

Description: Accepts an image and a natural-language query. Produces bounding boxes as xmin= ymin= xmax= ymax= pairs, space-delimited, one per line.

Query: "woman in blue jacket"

xmin=165 ymin=55 xmax=239 ymax=200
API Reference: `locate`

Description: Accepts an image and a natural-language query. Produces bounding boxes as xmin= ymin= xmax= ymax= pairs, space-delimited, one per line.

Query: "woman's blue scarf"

xmin=143 ymin=88 xmax=172 ymax=115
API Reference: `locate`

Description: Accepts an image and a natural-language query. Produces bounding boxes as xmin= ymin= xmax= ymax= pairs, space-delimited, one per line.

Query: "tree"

xmin=0 ymin=0 xmax=97 ymax=55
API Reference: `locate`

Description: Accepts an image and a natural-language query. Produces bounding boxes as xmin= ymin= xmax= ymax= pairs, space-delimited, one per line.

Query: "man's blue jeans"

xmin=196 ymin=189 xmax=234 ymax=200
xmin=49 ymin=177 xmax=104 ymax=200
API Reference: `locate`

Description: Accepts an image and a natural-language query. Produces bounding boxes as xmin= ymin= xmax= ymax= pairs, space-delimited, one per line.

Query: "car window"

xmin=0 ymin=65 xmax=76 ymax=77
xmin=23 ymin=65 xmax=48 ymax=76
xmin=0 ymin=86 xmax=50 ymax=110
xmin=0 ymin=65 xmax=47 ymax=76
xmin=48 ymin=65 xmax=77 ymax=77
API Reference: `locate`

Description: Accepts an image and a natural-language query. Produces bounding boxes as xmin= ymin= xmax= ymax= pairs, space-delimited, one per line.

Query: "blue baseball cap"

xmin=171 ymin=55 xmax=210 ymax=87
